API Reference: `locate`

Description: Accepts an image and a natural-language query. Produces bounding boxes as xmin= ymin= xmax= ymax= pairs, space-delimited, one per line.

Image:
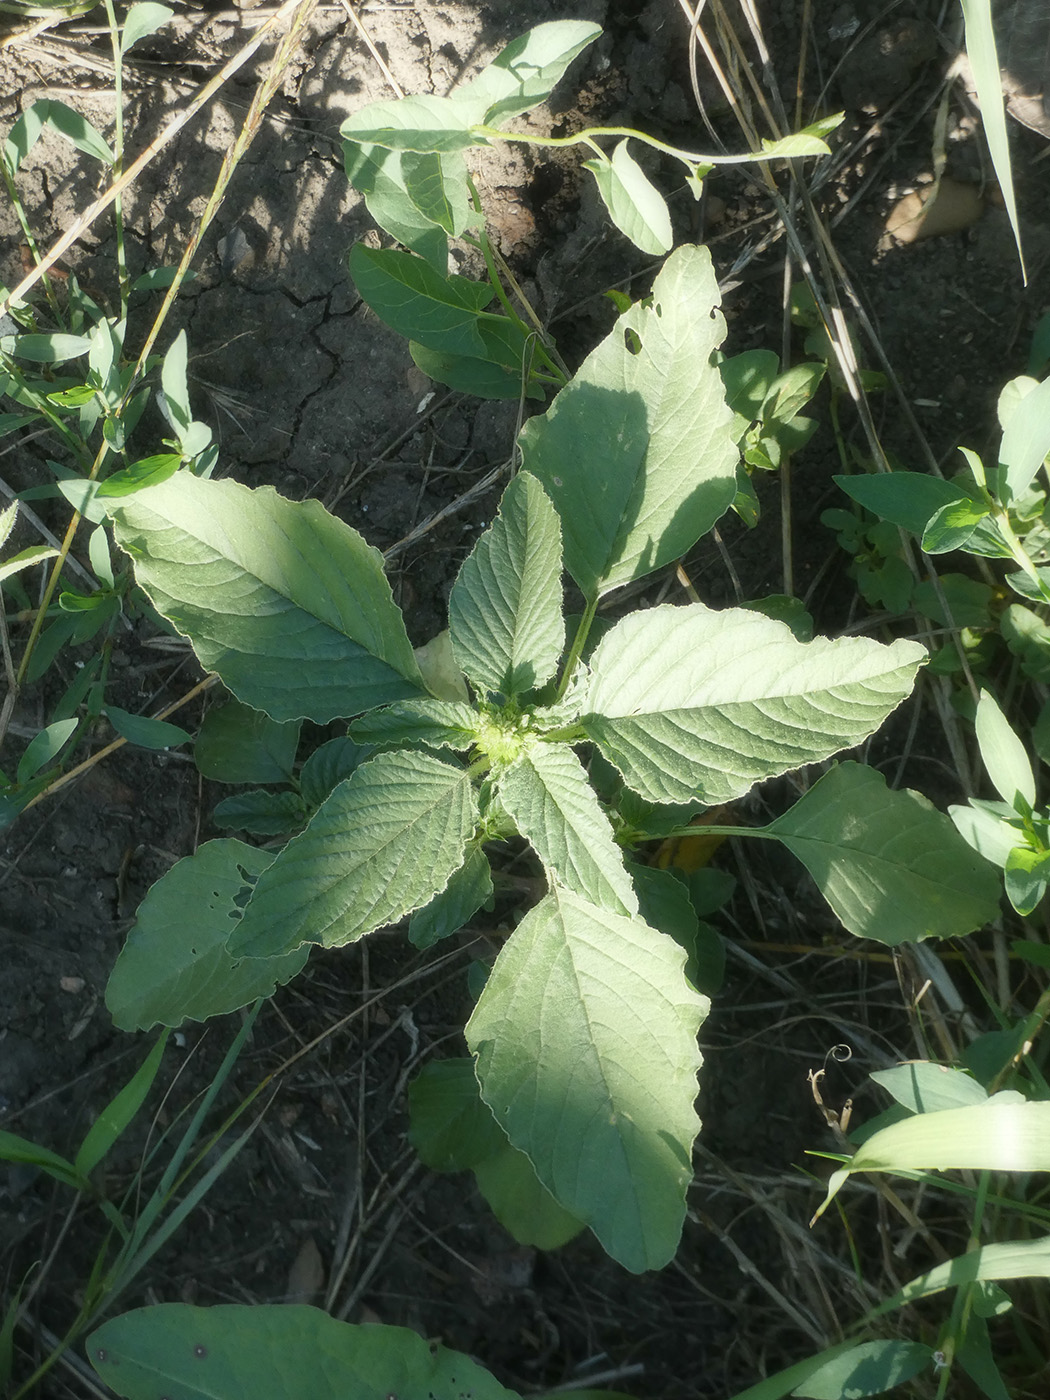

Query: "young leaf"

xmin=998 ymin=372 xmax=1050 ymax=503
xmin=120 ymin=2 xmax=173 ymax=56
xmin=456 ymin=21 xmax=602 ymax=126
xmin=448 ymin=471 xmax=564 ymax=698
xmin=227 ymin=750 xmax=478 ymax=959
xmin=1004 ymin=846 xmax=1050 ymax=917
xmin=3 ymin=99 xmax=112 ymax=176
xmin=105 ymin=706 xmax=191 ymax=751
xmin=466 ymin=885 xmax=706 ymax=1273
xmin=400 ymin=150 xmax=474 ymax=236
xmin=497 ymin=742 xmax=638 ymax=915
xmin=582 ymin=604 xmax=925 ymax=804
xmin=159 ymin=330 xmax=192 ymax=435
xmin=105 ymin=840 xmax=308 ymax=1031
xmin=194 ymin=699 xmax=301 ymax=784
xmin=96 ymin=454 xmax=182 ymax=497
xmin=9 ymin=332 xmax=92 ymax=363
xmin=975 ymin=689 xmax=1036 ymax=810
xmin=408 ymin=845 xmax=492 ymax=948
xmin=766 ymin=762 xmax=1001 ymax=943
xmin=920 ymin=497 xmax=989 ymax=553
xmin=88 ymin=1305 xmax=519 ymax=1400
xmin=519 ymin=244 xmax=738 ymax=600
xmin=16 ymin=717 xmax=78 ymax=783
xmin=349 ymin=698 xmax=478 ymax=750
xmin=107 ymin=475 xmax=425 ymax=722
xmin=340 ymin=94 xmax=483 ymax=153
xmin=582 ymin=140 xmax=672 ymax=256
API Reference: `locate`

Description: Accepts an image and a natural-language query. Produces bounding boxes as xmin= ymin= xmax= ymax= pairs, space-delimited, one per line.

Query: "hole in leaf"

xmin=193 ymin=1344 xmax=208 ymax=1358
xmin=623 ymin=328 xmax=642 ymax=355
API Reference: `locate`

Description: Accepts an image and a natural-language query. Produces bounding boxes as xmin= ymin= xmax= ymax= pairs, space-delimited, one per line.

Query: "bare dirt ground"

xmin=2 ymin=1 xmax=1050 ymax=1396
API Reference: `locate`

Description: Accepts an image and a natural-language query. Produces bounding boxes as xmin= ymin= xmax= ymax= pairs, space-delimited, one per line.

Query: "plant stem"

xmin=471 ymin=121 xmax=785 ymax=168
xmin=555 ymin=595 xmax=599 ymax=702
xmin=103 ymin=0 xmax=130 ymax=318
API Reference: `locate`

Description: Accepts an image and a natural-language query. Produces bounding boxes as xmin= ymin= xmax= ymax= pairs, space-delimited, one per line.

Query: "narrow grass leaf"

xmin=457 ymin=21 xmax=602 ymax=125
xmin=582 ymin=140 xmax=672 ymax=255
xmin=794 ymin=1341 xmax=932 ymax=1399
xmin=767 ymin=762 xmax=1001 ymax=943
xmin=3 ymin=99 xmax=112 ymax=175
xmin=449 ymin=472 xmax=564 ymax=698
xmin=228 ymin=750 xmax=477 ymax=958
xmin=74 ymin=1031 xmax=168 ymax=1178
xmin=0 ymin=544 xmax=59 ymax=583
xmin=960 ymin=0 xmax=1023 ymax=277
xmin=519 ymin=245 xmax=738 ymax=599
xmin=0 ymin=1130 xmax=82 ymax=1191
xmin=498 ymin=742 xmax=638 ymax=915
xmin=16 ymin=717 xmax=78 ymax=783
xmin=108 ymin=475 xmax=425 ymax=722
xmin=105 ymin=840 xmax=307 ymax=1031
xmin=106 ymin=706 xmax=190 ymax=751
xmin=975 ymin=689 xmax=1036 ymax=808
xmin=89 ymin=1305 xmax=519 ymax=1400
xmin=583 ymin=606 xmax=924 ymax=804
xmin=467 ymin=886 xmax=706 ymax=1272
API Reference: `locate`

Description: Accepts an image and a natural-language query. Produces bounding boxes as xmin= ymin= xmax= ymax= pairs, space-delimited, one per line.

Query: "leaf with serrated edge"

xmin=449 ymin=472 xmax=564 ymax=698
xmin=766 ymin=762 xmax=1000 ymax=944
xmin=466 ymin=886 xmax=706 ymax=1272
xmin=105 ymin=840 xmax=307 ymax=1031
xmin=108 ymin=475 xmax=424 ymax=723
xmin=498 ymin=742 xmax=637 ymax=914
xmin=228 ymin=750 xmax=477 ymax=959
xmin=350 ymin=699 xmax=478 ymax=750
xmin=88 ymin=1305 xmax=518 ymax=1400
xmin=519 ymin=245 xmax=737 ymax=600
xmin=583 ymin=604 xmax=924 ymax=804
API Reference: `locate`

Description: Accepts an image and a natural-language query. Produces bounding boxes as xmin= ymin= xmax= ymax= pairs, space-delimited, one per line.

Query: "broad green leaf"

xmin=630 ymin=864 xmax=701 ymax=983
xmin=228 ymin=750 xmax=477 ymax=958
xmin=8 ymin=332 xmax=91 ymax=363
xmin=107 ymin=475 xmax=425 ymax=722
xmin=88 ymin=1304 xmax=518 ymax=1400
xmin=583 ymin=605 xmax=924 ymax=804
xmin=719 ymin=348 xmax=780 ymax=420
xmin=519 ymin=244 xmax=738 ymax=600
xmin=766 ymin=762 xmax=1000 ymax=943
xmin=870 ymin=1062 xmax=987 ymax=1115
xmin=340 ymin=94 xmax=483 ymax=153
xmin=3 ymin=99 xmax=112 ymax=176
xmin=159 ymin=330 xmax=191 ymax=434
xmin=343 ymin=142 xmax=450 ymax=273
xmin=583 ymin=140 xmax=672 ymax=255
xmin=413 ymin=628 xmax=469 ymax=701
xmin=498 ymin=742 xmax=637 ymax=915
xmin=449 ymin=472 xmax=564 ymax=698
xmin=408 ymin=1058 xmax=583 ymax=1249
xmin=949 ymin=798 xmax=1021 ymax=869
xmin=75 ymin=1031 xmax=167 ymax=1178
xmin=793 ymin=1340 xmax=933 ymax=1400
xmin=975 ymin=689 xmax=1035 ymax=809
xmin=474 ymin=1143 xmax=586 ymax=1250
xmin=212 ymin=789 xmax=306 ymax=836
xmin=816 ymin=1100 xmax=1050 ymax=1219
xmin=120 ymin=2 xmax=173 ymax=56
xmin=349 ymin=245 xmax=531 ymax=369
xmin=409 ymin=341 xmax=543 ymax=400
xmin=106 ymin=705 xmax=191 ymax=751
xmin=998 ymin=372 xmax=1050 ymax=503
xmin=299 ymin=736 xmax=371 ymax=810
xmin=457 ymin=21 xmax=602 ymax=126
xmin=194 ymin=699 xmax=301 ymax=784
xmin=401 ymin=150 xmax=473 ymax=236
xmin=466 ymin=886 xmax=706 ymax=1272
xmin=350 ymin=698 xmax=478 ymax=750
xmin=408 ymin=844 xmax=492 ymax=948
xmin=834 ymin=471 xmax=968 ymax=535
xmin=960 ymin=0 xmax=1023 ymax=276
xmin=16 ymin=717 xmax=77 ymax=783
xmin=105 ymin=840 xmax=308 ymax=1031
